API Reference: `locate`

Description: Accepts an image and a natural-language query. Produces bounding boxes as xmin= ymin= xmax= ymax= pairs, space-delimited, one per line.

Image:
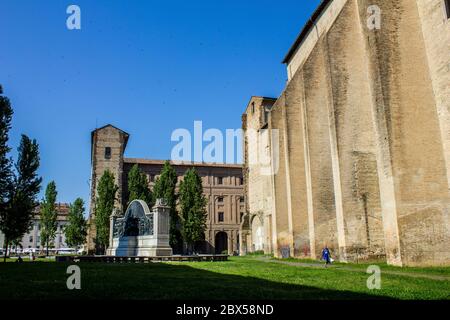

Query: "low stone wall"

xmin=56 ymin=255 xmax=228 ymax=263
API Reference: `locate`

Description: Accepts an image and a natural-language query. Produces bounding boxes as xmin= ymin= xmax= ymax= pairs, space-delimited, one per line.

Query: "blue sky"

xmin=0 ymin=0 xmax=320 ymax=206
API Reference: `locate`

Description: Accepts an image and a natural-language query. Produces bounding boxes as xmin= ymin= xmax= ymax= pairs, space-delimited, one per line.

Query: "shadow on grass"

xmin=0 ymin=261 xmax=394 ymax=300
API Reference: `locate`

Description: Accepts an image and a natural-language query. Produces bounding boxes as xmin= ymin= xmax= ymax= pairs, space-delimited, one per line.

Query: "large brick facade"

xmin=86 ymin=125 xmax=244 ymax=255
xmin=243 ymin=0 xmax=450 ymax=266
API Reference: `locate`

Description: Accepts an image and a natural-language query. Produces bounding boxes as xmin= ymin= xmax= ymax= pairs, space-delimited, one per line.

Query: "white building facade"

xmin=0 ymin=203 xmax=72 ymax=253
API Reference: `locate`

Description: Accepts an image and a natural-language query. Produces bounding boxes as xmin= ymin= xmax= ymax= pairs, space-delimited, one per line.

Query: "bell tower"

xmin=86 ymin=124 xmax=129 ymax=254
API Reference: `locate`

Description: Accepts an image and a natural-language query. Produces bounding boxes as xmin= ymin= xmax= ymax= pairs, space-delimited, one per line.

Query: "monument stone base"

xmin=106 ymin=199 xmax=173 ymax=257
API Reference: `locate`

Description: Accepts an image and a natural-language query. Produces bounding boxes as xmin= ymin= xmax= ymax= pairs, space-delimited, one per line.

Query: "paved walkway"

xmin=255 ymin=256 xmax=450 ymax=281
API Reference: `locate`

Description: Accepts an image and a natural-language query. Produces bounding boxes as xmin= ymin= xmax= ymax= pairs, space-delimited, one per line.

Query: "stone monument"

xmin=107 ymin=199 xmax=173 ymax=256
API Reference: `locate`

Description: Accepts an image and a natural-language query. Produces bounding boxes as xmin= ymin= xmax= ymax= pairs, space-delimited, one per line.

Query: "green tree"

xmin=40 ymin=181 xmax=58 ymax=256
xmin=127 ymin=164 xmax=152 ymax=207
xmin=153 ymin=161 xmax=180 ymax=250
xmin=2 ymin=135 xmax=42 ymax=261
xmin=0 ymin=85 xmax=14 ymax=260
xmin=64 ymin=198 xmax=87 ymax=251
xmin=179 ymin=168 xmax=207 ymax=254
xmin=95 ymin=170 xmax=118 ymax=254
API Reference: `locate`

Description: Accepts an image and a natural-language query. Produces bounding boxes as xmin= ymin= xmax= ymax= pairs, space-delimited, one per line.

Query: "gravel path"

xmin=255 ymin=256 xmax=450 ymax=281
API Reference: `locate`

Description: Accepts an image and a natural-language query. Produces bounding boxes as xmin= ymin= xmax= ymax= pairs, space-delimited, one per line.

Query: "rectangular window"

xmin=217 ymin=196 xmax=224 ymax=203
xmin=240 ymin=196 xmax=244 ymax=203
xmin=218 ymin=212 xmax=224 ymax=222
xmin=446 ymin=0 xmax=450 ymax=19
xmin=217 ymin=177 xmax=223 ymax=185
xmin=105 ymin=147 xmax=112 ymax=159
xmin=238 ymin=177 xmax=243 ymax=185
xmin=240 ymin=212 xmax=244 ymax=222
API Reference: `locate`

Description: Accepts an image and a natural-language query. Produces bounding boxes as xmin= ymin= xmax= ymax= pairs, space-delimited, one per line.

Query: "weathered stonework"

xmin=241 ymin=97 xmax=277 ymax=254
xmin=86 ymin=125 xmax=128 ymax=254
xmin=243 ymin=0 xmax=450 ymax=266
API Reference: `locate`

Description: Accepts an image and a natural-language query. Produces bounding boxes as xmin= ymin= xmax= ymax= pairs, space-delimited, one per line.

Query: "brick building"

xmin=86 ymin=125 xmax=245 ymax=255
xmin=242 ymin=0 xmax=450 ymax=266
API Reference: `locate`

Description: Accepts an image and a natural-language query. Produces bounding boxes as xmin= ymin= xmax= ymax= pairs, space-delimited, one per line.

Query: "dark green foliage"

xmin=95 ymin=170 xmax=118 ymax=253
xmin=64 ymin=198 xmax=87 ymax=250
xmin=153 ymin=161 xmax=180 ymax=249
xmin=0 ymin=84 xmax=13 ymax=216
xmin=40 ymin=181 xmax=58 ymax=256
xmin=179 ymin=168 xmax=207 ymax=253
xmin=2 ymin=135 xmax=42 ymax=260
xmin=127 ymin=164 xmax=152 ymax=207
xmin=0 ymin=85 xmax=14 ymax=258
xmin=0 ymin=86 xmax=41 ymax=261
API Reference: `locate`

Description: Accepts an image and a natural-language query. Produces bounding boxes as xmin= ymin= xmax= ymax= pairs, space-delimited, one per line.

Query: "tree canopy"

xmin=179 ymin=168 xmax=207 ymax=253
xmin=64 ymin=198 xmax=87 ymax=250
xmin=127 ymin=164 xmax=152 ymax=207
xmin=153 ymin=161 xmax=180 ymax=249
xmin=95 ymin=170 xmax=118 ymax=253
xmin=40 ymin=181 xmax=58 ymax=256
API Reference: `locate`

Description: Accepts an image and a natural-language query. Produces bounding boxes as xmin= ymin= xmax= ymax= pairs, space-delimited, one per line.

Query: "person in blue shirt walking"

xmin=321 ymin=246 xmax=332 ymax=268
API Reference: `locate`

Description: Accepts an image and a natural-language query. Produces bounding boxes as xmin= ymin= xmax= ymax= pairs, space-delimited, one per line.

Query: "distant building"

xmin=0 ymin=203 xmax=71 ymax=253
xmin=240 ymin=97 xmax=277 ymax=255
xmin=86 ymin=125 xmax=245 ymax=255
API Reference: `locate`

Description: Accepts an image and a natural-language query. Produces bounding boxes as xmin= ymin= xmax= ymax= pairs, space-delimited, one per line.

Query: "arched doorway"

xmin=251 ymin=215 xmax=264 ymax=252
xmin=215 ymin=232 xmax=228 ymax=254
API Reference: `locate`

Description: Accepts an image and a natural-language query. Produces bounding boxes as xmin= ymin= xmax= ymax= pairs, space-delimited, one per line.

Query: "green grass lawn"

xmin=275 ymin=257 xmax=450 ymax=276
xmin=0 ymin=256 xmax=448 ymax=300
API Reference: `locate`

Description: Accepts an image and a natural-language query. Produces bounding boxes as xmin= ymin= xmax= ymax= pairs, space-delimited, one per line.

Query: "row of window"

xmin=105 ymin=147 xmax=245 ymax=186
xmin=149 ymin=175 xmax=243 ymax=186
xmin=217 ymin=196 xmax=245 ymax=203
xmin=144 ymin=172 xmax=243 ymax=186
xmin=217 ymin=212 xmax=245 ymax=223
xmin=33 ymin=222 xmax=66 ymax=231
xmin=27 ymin=235 xmax=64 ymax=244
xmin=216 ymin=176 xmax=244 ymax=185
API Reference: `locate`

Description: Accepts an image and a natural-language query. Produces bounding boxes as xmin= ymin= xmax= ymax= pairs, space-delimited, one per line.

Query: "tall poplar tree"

xmin=0 ymin=86 xmax=41 ymax=261
xmin=179 ymin=168 xmax=207 ymax=254
xmin=3 ymin=135 xmax=41 ymax=261
xmin=95 ymin=170 xmax=118 ymax=254
xmin=0 ymin=85 xmax=14 ymax=260
xmin=153 ymin=161 xmax=180 ymax=250
xmin=64 ymin=198 xmax=87 ymax=252
xmin=40 ymin=181 xmax=58 ymax=256
xmin=127 ymin=164 xmax=152 ymax=207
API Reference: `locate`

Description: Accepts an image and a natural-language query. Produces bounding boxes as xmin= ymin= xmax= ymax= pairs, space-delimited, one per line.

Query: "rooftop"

xmin=282 ymin=0 xmax=332 ymax=64
xmin=124 ymin=158 xmax=243 ymax=169
xmin=33 ymin=203 xmax=71 ymax=217
xmin=243 ymin=96 xmax=277 ymax=115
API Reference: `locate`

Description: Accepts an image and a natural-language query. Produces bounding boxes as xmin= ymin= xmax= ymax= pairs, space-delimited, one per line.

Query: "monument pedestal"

xmin=107 ymin=199 xmax=173 ymax=257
